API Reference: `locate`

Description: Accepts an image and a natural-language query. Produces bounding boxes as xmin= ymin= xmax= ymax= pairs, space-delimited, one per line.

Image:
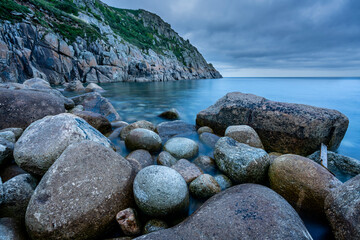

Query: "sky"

xmin=102 ymin=0 xmax=360 ymax=77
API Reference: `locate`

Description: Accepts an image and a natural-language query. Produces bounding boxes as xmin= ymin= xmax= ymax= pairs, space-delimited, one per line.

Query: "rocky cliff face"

xmin=0 ymin=0 xmax=221 ymax=85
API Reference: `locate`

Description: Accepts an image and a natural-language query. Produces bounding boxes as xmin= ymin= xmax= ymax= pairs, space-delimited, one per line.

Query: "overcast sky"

xmin=102 ymin=0 xmax=360 ymax=77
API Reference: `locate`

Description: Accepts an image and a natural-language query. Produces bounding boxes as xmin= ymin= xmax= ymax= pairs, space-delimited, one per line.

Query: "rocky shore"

xmin=0 ymin=81 xmax=359 ymax=240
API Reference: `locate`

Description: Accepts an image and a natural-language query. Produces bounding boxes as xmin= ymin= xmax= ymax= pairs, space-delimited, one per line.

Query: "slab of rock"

xmin=325 ymin=174 xmax=360 ymax=240
xmin=133 ymin=166 xmax=189 ymax=218
xmin=158 ymin=108 xmax=180 ymax=120
xmin=196 ymin=92 xmax=349 ymax=155
xmin=125 ymin=129 xmax=162 ymax=152
xmin=156 ymin=151 xmax=177 ymax=167
xmin=134 ymin=184 xmax=312 ymax=240
xmin=121 ymin=120 xmax=155 ymax=140
xmin=225 ymin=125 xmax=264 ymax=149
xmin=164 ymin=137 xmax=199 ymax=159
xmin=0 ymin=218 xmax=28 ymax=240
xmin=199 ymin=132 xmax=220 ymax=148
xmin=144 ymin=219 xmax=168 ymax=234
xmin=14 ymin=113 xmax=111 ymax=176
xmin=85 ymin=83 xmax=104 ymax=92
xmin=25 ymin=141 xmax=134 ymax=240
xmin=126 ymin=149 xmax=153 ymax=174
xmin=116 ymin=208 xmax=141 ymax=236
xmin=189 ymin=174 xmax=221 ymax=199
xmin=72 ymin=110 xmax=112 ymax=134
xmin=156 ymin=121 xmax=196 ymax=141
xmin=214 ymin=137 xmax=270 ymax=184
xmin=0 ymin=89 xmax=65 ymax=129
xmin=269 ymin=154 xmax=342 ymax=216
xmin=0 ymin=138 xmax=14 ymax=166
xmin=171 ymin=159 xmax=203 ymax=184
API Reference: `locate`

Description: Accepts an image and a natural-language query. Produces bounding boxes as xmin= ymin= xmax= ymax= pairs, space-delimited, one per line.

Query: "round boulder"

xmin=158 ymin=108 xmax=180 ymax=120
xmin=125 ymin=128 xmax=162 ymax=152
xmin=121 ymin=120 xmax=155 ymax=140
xmin=164 ymin=137 xmax=199 ymax=159
xmin=156 ymin=151 xmax=177 ymax=167
xmin=225 ymin=125 xmax=264 ymax=149
xmin=197 ymin=126 xmax=213 ymax=135
xmin=189 ymin=174 xmax=221 ymax=199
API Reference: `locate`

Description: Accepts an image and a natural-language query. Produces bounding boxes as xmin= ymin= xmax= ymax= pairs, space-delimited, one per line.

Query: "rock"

xmin=71 ymin=92 xmax=121 ymax=122
xmin=126 ymin=149 xmax=153 ymax=173
xmin=125 ymin=128 xmax=162 ymax=152
xmin=214 ymin=174 xmax=233 ymax=191
xmin=158 ymin=108 xmax=180 ymax=120
xmin=325 ymin=174 xmax=360 ymax=240
xmin=14 ymin=113 xmax=111 ymax=176
xmin=0 ymin=89 xmax=65 ymax=129
xmin=197 ymin=126 xmax=213 ymax=135
xmin=116 ymin=208 xmax=141 ymax=236
xmin=156 ymin=151 xmax=177 ymax=167
xmin=144 ymin=219 xmax=168 ymax=234
xmin=225 ymin=125 xmax=264 ymax=149
xmin=0 ymin=128 xmax=23 ymax=140
xmin=155 ymin=121 xmax=196 ymax=141
xmin=0 ymin=138 xmax=14 ymax=166
xmin=134 ymin=184 xmax=312 ymax=240
xmin=64 ymin=80 xmax=85 ymax=92
xmin=164 ymin=137 xmax=199 ymax=159
xmin=308 ymin=151 xmax=360 ymax=179
xmin=23 ymin=78 xmax=51 ymax=90
xmin=25 ymin=141 xmax=134 ymax=240
xmin=69 ymin=104 xmax=84 ymax=113
xmin=0 ymin=131 xmax=16 ymax=143
xmin=171 ymin=159 xmax=203 ymax=184
xmin=0 ymin=164 xmax=27 ymax=182
xmin=0 ymin=174 xmax=37 ymax=219
xmin=108 ymin=127 xmax=123 ymax=140
xmin=85 ymin=83 xmax=104 ymax=92
xmin=268 ymin=152 xmax=283 ymax=164
xmin=111 ymin=121 xmax=129 ymax=129
xmin=121 ymin=120 xmax=155 ymax=140
xmin=0 ymin=218 xmax=28 ymax=240
xmin=189 ymin=174 xmax=221 ymax=199
xmin=214 ymin=137 xmax=270 ymax=184
xmin=199 ymin=132 xmax=220 ymax=148
xmin=193 ymin=155 xmax=216 ymax=173
xmin=133 ymin=165 xmax=189 ymax=218
xmin=72 ymin=110 xmax=112 ymax=134
xmin=269 ymin=154 xmax=342 ymax=216
xmin=196 ymin=92 xmax=349 ymax=155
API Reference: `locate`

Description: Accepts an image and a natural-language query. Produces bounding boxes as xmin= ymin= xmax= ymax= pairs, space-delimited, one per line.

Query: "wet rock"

xmin=85 ymin=83 xmax=104 ymax=92
xmin=325 ymin=174 xmax=360 ymax=240
xmin=156 ymin=121 xmax=196 ymax=141
xmin=0 ymin=138 xmax=14 ymax=166
xmin=158 ymin=108 xmax=180 ymax=120
xmin=193 ymin=155 xmax=216 ymax=173
xmin=121 ymin=120 xmax=155 ymax=140
xmin=0 ymin=174 xmax=37 ymax=219
xmin=72 ymin=110 xmax=112 ymax=134
xmin=214 ymin=137 xmax=270 ymax=184
xmin=0 ymin=164 xmax=27 ymax=182
xmin=269 ymin=154 xmax=342 ymax=216
xmin=171 ymin=159 xmax=203 ymax=184
xmin=225 ymin=125 xmax=264 ymax=149
xmin=196 ymin=92 xmax=349 ymax=155
xmin=0 ymin=128 xmax=23 ymax=140
xmin=199 ymin=132 xmax=220 ymax=148
xmin=23 ymin=78 xmax=51 ymax=90
xmin=126 ymin=149 xmax=153 ymax=173
xmin=156 ymin=151 xmax=177 ymax=167
xmin=144 ymin=219 xmax=168 ymax=234
xmin=125 ymin=128 xmax=162 ymax=152
xmin=0 ymin=89 xmax=65 ymax=129
xmin=64 ymin=80 xmax=85 ymax=92
xmin=189 ymin=174 xmax=221 ymax=199
xmin=116 ymin=208 xmax=141 ymax=236
xmin=214 ymin=174 xmax=233 ymax=191
xmin=135 ymin=184 xmax=312 ymax=240
xmin=26 ymin=141 xmax=134 ymax=240
xmin=111 ymin=121 xmax=129 ymax=129
xmin=71 ymin=92 xmax=121 ymax=122
xmin=0 ymin=131 xmax=16 ymax=143
xmin=133 ymin=166 xmax=189 ymax=218
xmin=197 ymin=126 xmax=213 ymax=135
xmin=164 ymin=137 xmax=199 ymax=159
xmin=14 ymin=113 xmax=111 ymax=176
xmin=0 ymin=218 xmax=28 ymax=240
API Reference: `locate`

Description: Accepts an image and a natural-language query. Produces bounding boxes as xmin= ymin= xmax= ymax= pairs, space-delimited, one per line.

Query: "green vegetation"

xmin=0 ymin=0 xmax=30 ymax=22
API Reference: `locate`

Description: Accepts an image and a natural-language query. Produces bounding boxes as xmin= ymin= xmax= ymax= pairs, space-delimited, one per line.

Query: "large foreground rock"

xmin=325 ymin=174 xmax=360 ymax=240
xmin=135 ymin=184 xmax=312 ymax=240
xmin=0 ymin=89 xmax=65 ymax=129
xmin=14 ymin=113 xmax=111 ymax=176
xmin=26 ymin=141 xmax=134 ymax=240
xmin=196 ymin=92 xmax=349 ymax=155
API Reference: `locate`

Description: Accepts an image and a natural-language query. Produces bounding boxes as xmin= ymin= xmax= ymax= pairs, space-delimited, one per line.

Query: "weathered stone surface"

xmin=214 ymin=174 xmax=232 ymax=191
xmin=134 ymin=184 xmax=312 ymax=240
xmin=0 ymin=218 xmax=28 ymax=240
xmin=164 ymin=137 xmax=199 ymax=159
xmin=269 ymin=154 xmax=342 ymax=216
xmin=197 ymin=126 xmax=213 ymax=135
xmin=189 ymin=174 xmax=221 ymax=199
xmin=199 ymin=132 xmax=220 ymax=148
xmin=64 ymin=80 xmax=85 ymax=92
xmin=116 ymin=208 xmax=141 ymax=236
xmin=133 ymin=166 xmax=189 ymax=218
xmin=156 ymin=121 xmax=196 ymax=141
xmin=0 ymin=138 xmax=14 ymax=166
xmin=196 ymin=92 xmax=349 ymax=155
xmin=0 ymin=128 xmax=23 ymax=140
xmin=158 ymin=108 xmax=180 ymax=120
xmin=85 ymin=83 xmax=104 ymax=92
xmin=144 ymin=219 xmax=168 ymax=234
xmin=25 ymin=141 xmax=134 ymax=240
xmin=225 ymin=125 xmax=264 ymax=149
xmin=72 ymin=110 xmax=112 ymax=134
xmin=214 ymin=137 xmax=270 ymax=184
xmin=23 ymin=78 xmax=51 ymax=90
xmin=193 ymin=155 xmax=216 ymax=173
xmin=121 ymin=120 xmax=155 ymax=140
xmin=71 ymin=92 xmax=121 ymax=122
xmin=324 ymin=174 xmax=360 ymax=240
xmin=126 ymin=149 xmax=153 ymax=174
xmin=0 ymin=174 xmax=37 ymax=219
xmin=14 ymin=113 xmax=111 ymax=176
xmin=156 ymin=151 xmax=177 ymax=167
xmin=0 ymin=89 xmax=65 ymax=129
xmin=171 ymin=159 xmax=203 ymax=184
xmin=125 ymin=128 xmax=162 ymax=152
xmin=0 ymin=131 xmax=16 ymax=143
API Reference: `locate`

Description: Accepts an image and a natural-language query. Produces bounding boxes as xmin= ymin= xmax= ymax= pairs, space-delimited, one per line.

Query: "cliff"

xmin=0 ymin=0 xmax=222 ymax=85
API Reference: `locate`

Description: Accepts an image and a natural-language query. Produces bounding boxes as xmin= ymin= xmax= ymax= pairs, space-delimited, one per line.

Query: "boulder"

xmin=0 ymin=138 xmax=14 ymax=166
xmin=196 ymin=92 xmax=349 ymax=155
xmin=25 ymin=141 xmax=134 ymax=240
xmin=197 ymin=126 xmax=213 ymax=135
xmin=64 ymin=80 xmax=85 ymax=92
xmin=214 ymin=174 xmax=232 ymax=191
xmin=158 ymin=108 xmax=180 ymax=120
xmin=85 ymin=83 xmax=104 ymax=92
xmin=225 ymin=125 xmax=264 ymax=149
xmin=0 ymin=131 xmax=16 ymax=143
xmin=111 ymin=121 xmax=129 ymax=129
xmin=72 ymin=110 xmax=112 ymax=134
xmin=144 ymin=219 xmax=168 ymax=234
xmin=121 ymin=120 xmax=155 ymax=140
xmin=71 ymin=92 xmax=121 ymax=122
xmin=126 ymin=149 xmax=153 ymax=173
xmin=269 ymin=154 xmax=342 ymax=216
xmin=214 ymin=137 xmax=270 ymax=184
xmin=193 ymin=155 xmax=216 ymax=173
xmin=156 ymin=121 xmax=196 ymax=141
xmin=171 ymin=159 xmax=203 ymax=184
xmin=23 ymin=78 xmax=51 ymax=90
xmin=156 ymin=151 xmax=177 ymax=167
xmin=14 ymin=113 xmax=111 ymax=176
xmin=0 ymin=89 xmax=65 ymax=129
xmin=133 ymin=166 xmax=189 ymax=218
xmin=199 ymin=132 xmax=220 ymax=148
xmin=125 ymin=129 xmax=162 ymax=152
xmin=325 ymin=174 xmax=360 ymax=240
xmin=0 ymin=128 xmax=23 ymax=140
xmin=0 ymin=218 xmax=28 ymax=240
xmin=164 ymin=137 xmax=199 ymax=159
xmin=116 ymin=208 xmax=141 ymax=236
xmin=134 ymin=184 xmax=312 ymax=240
xmin=189 ymin=174 xmax=221 ymax=199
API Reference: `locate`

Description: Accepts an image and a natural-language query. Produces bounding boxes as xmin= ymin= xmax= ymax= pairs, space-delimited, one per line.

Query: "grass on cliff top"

xmin=0 ymin=0 xmax=30 ymax=22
